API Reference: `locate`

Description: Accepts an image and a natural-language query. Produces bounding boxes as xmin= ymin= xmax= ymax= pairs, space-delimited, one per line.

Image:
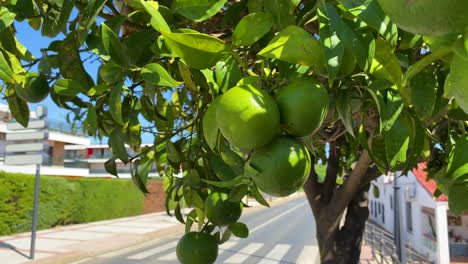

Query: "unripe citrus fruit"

xmin=205 ymin=192 xmax=242 ymax=226
xmin=99 ymin=63 xmax=124 ymax=83
xmin=377 ymin=0 xmax=468 ymax=36
xmin=176 ymin=232 xmax=218 ymax=264
xmin=276 ymin=78 xmax=329 ymax=137
xmin=216 ymin=84 xmax=280 ymax=149
xmin=15 ymin=72 xmax=49 ymax=103
xmin=246 ymin=136 xmax=311 ymax=197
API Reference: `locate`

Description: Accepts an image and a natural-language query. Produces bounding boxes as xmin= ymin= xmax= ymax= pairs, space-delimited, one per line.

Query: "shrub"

xmin=0 ymin=171 xmax=144 ymax=236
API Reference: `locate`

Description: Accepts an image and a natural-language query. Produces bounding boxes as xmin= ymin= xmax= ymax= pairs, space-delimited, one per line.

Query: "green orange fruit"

xmin=216 ymin=84 xmax=280 ymax=149
xmin=15 ymin=72 xmax=49 ymax=103
xmin=205 ymin=192 xmax=242 ymax=226
xmin=176 ymin=232 xmax=218 ymax=264
xmin=276 ymin=78 xmax=329 ymax=137
xmin=246 ymin=136 xmax=311 ymax=197
xmin=99 ymin=63 xmax=124 ymax=84
xmin=377 ymin=0 xmax=468 ymax=36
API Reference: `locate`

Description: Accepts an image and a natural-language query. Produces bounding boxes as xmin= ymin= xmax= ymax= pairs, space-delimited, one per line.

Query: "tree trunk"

xmin=306 ymin=183 xmax=371 ymax=264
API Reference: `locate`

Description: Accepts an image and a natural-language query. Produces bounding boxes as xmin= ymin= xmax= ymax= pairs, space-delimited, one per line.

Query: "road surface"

xmin=77 ymin=197 xmax=320 ymax=264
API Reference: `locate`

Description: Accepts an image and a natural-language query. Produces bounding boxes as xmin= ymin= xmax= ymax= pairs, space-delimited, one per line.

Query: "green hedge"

xmin=0 ymin=171 xmax=144 ymax=236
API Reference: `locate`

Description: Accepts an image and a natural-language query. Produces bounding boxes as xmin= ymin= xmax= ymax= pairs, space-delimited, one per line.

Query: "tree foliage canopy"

xmin=1 ymin=0 xmax=467 ymax=257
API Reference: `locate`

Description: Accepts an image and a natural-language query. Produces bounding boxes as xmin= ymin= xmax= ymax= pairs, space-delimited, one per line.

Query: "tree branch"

xmin=328 ymin=149 xmax=372 ymax=219
xmin=303 ymin=156 xmax=324 ymax=216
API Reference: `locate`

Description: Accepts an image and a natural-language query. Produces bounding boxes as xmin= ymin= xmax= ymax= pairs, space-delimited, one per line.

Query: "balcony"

xmin=423 ymin=234 xmax=437 ymax=251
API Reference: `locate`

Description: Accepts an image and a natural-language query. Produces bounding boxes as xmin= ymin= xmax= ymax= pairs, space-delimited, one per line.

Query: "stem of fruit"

xmin=230 ymin=50 xmax=258 ymax=77
xmin=401 ymin=48 xmax=451 ymax=87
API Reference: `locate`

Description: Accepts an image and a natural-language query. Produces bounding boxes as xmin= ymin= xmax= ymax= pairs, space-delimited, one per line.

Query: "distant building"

xmin=0 ymin=103 xmax=157 ymax=178
xmin=369 ymin=163 xmax=468 ymax=263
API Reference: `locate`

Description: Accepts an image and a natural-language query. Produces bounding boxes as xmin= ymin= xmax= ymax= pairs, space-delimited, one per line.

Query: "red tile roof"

xmin=412 ymin=163 xmax=448 ymax=202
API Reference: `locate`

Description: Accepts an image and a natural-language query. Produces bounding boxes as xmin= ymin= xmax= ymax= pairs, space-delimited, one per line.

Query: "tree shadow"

xmin=0 ymin=241 xmax=30 ymax=259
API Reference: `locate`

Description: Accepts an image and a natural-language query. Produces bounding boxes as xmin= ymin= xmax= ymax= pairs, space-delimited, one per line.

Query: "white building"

xmin=369 ymin=163 xmax=468 ymax=263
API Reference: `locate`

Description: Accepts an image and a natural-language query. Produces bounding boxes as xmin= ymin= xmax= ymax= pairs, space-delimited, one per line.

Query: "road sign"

xmin=7 ymin=120 xmax=48 ymax=131
xmin=5 ymin=143 xmax=47 ymax=153
xmin=6 ymin=131 xmax=48 ymax=141
xmin=4 ymin=154 xmax=44 ymax=165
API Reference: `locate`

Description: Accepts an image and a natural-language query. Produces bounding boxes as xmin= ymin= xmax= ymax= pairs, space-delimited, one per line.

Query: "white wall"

xmin=0 ymin=164 xmax=90 ymax=177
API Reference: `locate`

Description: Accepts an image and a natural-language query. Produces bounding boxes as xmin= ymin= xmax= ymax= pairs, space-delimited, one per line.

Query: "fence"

xmin=363 ymin=221 xmax=432 ymax=264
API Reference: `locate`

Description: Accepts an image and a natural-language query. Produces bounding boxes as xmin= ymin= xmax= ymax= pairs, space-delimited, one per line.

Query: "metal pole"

xmin=393 ymin=173 xmax=402 ymax=262
xmin=30 ymin=164 xmax=41 ymax=259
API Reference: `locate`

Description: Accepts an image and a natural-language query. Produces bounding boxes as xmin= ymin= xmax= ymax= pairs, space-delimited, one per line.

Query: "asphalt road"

xmin=77 ymin=197 xmax=320 ymax=264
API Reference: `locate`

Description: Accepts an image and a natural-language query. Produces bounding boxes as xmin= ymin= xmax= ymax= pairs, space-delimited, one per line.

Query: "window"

xmin=406 ymin=201 xmax=413 ymax=232
xmin=382 ymin=204 xmax=385 ymax=223
xmin=390 ymin=195 xmax=393 ymax=210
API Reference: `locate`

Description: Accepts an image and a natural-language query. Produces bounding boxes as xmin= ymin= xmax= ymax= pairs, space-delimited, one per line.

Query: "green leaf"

xmin=109 ymin=84 xmax=124 ymax=125
xmin=232 ymin=12 xmax=273 ymax=46
xmin=229 ymin=184 xmax=249 ymax=202
xmin=446 ymin=136 xmax=468 ymax=181
xmin=101 ymin=23 xmax=129 ymax=66
xmin=202 ymin=98 xmax=220 ymax=151
xmin=380 ymin=90 xmax=404 ymax=132
xmin=0 ymin=50 xmax=14 ymax=82
xmin=132 ymin=157 xmax=152 ymax=193
xmin=53 ymin=79 xmax=85 ymax=96
xmin=39 ymin=0 xmax=74 ymax=38
xmin=250 ymin=184 xmax=270 ymax=207
xmin=229 ymin=222 xmax=249 ymax=238
xmin=258 ymin=25 xmax=322 ymax=68
xmin=219 ymin=228 xmax=232 ymax=244
xmin=445 ymin=54 xmax=468 ymax=115
xmin=0 ymin=27 xmax=35 ymax=62
xmin=108 ymin=128 xmax=129 ymax=163
xmin=87 ymin=83 xmax=111 ymax=96
xmin=448 ymin=181 xmax=468 ymax=215
xmin=185 ymin=209 xmax=197 ymax=233
xmin=87 ymin=104 xmax=98 ymax=132
xmin=162 ymin=31 xmax=229 ymax=69
xmin=336 ymin=91 xmax=355 ymax=137
xmin=140 ymin=0 xmax=171 ymax=32
xmin=372 ymin=184 xmax=380 ymax=198
xmin=172 ymin=0 xmax=227 ymax=22
xmin=141 ymin=63 xmax=179 ymax=87
xmin=342 ymin=0 xmax=398 ymax=48
xmin=210 ymin=154 xmax=239 ymax=181
xmin=7 ymin=93 xmax=29 ymax=128
xmin=0 ymin=7 xmax=16 ymax=33
xmin=369 ymin=37 xmax=402 ymax=88
xmin=77 ymin=0 xmax=108 ymax=44
xmin=215 ymin=58 xmax=242 ymax=93
xmin=264 ymin=0 xmax=295 ymax=30
xmin=318 ymin=3 xmax=346 ymax=82
xmin=408 ymin=70 xmax=437 ymax=120
xmin=384 ymin=113 xmax=413 ymax=170
xmin=104 ymin=157 xmax=118 ymax=177
xmin=195 ymin=207 xmax=205 ymax=230
xmin=203 ymin=175 xmax=250 ymax=188
xmin=166 ymin=141 xmax=181 ymax=163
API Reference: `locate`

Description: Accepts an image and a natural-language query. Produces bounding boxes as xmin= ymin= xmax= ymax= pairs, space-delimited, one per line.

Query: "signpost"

xmin=5 ymin=105 xmax=48 ymax=259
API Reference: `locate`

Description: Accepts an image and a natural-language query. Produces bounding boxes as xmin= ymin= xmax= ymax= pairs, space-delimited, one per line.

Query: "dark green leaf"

xmin=202 ymin=98 xmax=220 ymax=150
xmin=172 ymin=0 xmax=227 ymax=22
xmin=264 ymin=0 xmax=295 ymax=29
xmin=185 ymin=209 xmax=197 ymax=233
xmin=77 ymin=0 xmax=108 ymax=44
xmin=215 ymin=58 xmax=242 ymax=93
xmin=408 ymin=70 xmax=437 ymax=120
xmin=229 ymin=184 xmax=249 ymax=202
xmin=369 ymin=38 xmax=402 ymax=88
xmin=384 ymin=113 xmax=413 ymax=170
xmin=7 ymin=93 xmax=29 ymax=128
xmin=448 ymin=181 xmax=468 ymax=215
xmin=108 ymin=128 xmax=129 ymax=163
xmin=446 ymin=136 xmax=468 ymax=181
xmin=258 ymin=25 xmax=322 ymax=68
xmin=166 ymin=141 xmax=181 ymax=163
xmin=219 ymin=228 xmax=231 ymax=244
xmin=101 ymin=23 xmax=129 ymax=66
xmin=229 ymin=222 xmax=249 ymax=238
xmin=232 ymin=12 xmax=273 ymax=46
xmin=141 ymin=63 xmax=179 ymax=87
xmin=445 ymin=54 xmax=468 ymax=115
xmin=336 ymin=91 xmax=355 ymax=137
xmin=104 ymin=157 xmax=118 ymax=177
xmin=87 ymin=104 xmax=98 ymax=132
xmin=40 ymin=0 xmax=74 ymax=38
xmin=250 ymin=184 xmax=270 ymax=207
xmin=109 ymin=84 xmax=124 ymax=125
xmin=203 ymin=175 xmax=250 ymax=188
xmin=175 ymin=203 xmax=185 ymax=224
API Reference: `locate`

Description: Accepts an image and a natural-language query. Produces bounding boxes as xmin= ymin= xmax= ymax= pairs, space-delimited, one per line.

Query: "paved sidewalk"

xmin=0 ymin=212 xmax=183 ymax=264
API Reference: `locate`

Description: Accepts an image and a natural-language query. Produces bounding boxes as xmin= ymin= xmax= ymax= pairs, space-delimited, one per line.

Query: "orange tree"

xmin=1 ymin=0 xmax=467 ymax=263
